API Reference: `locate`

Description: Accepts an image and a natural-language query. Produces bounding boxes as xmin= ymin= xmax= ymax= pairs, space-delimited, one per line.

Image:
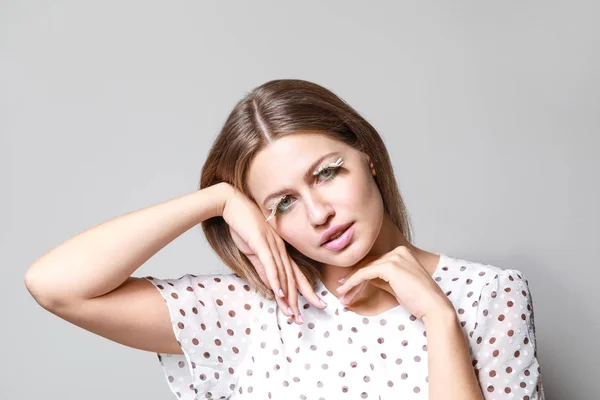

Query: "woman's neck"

xmin=319 ymin=214 xmax=439 ymax=312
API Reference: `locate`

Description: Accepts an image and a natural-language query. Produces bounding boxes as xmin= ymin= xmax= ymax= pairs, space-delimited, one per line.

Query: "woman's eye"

xmin=317 ymin=166 xmax=339 ymax=181
xmin=275 ymin=166 xmax=341 ymax=215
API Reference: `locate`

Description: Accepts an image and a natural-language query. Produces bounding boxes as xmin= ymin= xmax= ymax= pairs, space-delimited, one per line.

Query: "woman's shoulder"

xmin=144 ymin=271 xmax=263 ymax=321
xmin=436 ymin=253 xmax=531 ymax=317
xmin=146 ymin=271 xmax=255 ymax=294
xmin=438 ymin=253 xmax=527 ymax=286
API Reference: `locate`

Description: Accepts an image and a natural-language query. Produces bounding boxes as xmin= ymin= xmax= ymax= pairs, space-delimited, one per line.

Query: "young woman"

xmin=24 ymin=79 xmax=544 ymax=399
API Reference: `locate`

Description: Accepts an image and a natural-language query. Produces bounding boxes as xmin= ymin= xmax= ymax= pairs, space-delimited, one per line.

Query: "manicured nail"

xmin=298 ymin=314 xmax=304 ymax=323
xmin=278 ymin=288 xmax=285 ymax=297
xmin=319 ymin=299 xmax=328 ymax=307
xmin=336 ymin=286 xmax=345 ymax=293
xmin=287 ymin=307 xmax=293 ymax=315
xmin=338 ymin=276 xmax=347 ymax=283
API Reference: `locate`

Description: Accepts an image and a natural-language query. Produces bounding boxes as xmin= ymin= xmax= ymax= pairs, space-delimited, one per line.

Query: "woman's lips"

xmin=322 ymin=223 xmax=354 ymax=251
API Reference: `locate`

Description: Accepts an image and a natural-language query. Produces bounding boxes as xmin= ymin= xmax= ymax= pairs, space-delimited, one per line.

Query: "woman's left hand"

xmin=335 ymin=246 xmax=454 ymax=321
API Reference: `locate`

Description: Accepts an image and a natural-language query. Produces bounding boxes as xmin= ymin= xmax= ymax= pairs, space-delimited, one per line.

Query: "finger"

xmin=265 ymin=232 xmax=294 ymax=317
xmin=246 ymin=254 xmax=269 ymax=286
xmin=256 ymin=239 xmax=284 ymax=300
xmin=266 ymin=231 xmax=288 ymax=298
xmin=279 ymin=248 xmax=301 ymax=323
xmin=247 ymin=254 xmax=292 ymax=317
xmin=292 ymin=261 xmax=327 ymax=309
xmin=337 ymin=266 xmax=385 ymax=296
xmin=270 ymin=234 xmax=297 ymax=320
xmin=339 ymin=281 xmax=367 ymax=306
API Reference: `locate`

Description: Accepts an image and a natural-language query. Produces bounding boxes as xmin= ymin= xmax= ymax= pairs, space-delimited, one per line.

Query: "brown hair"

xmin=199 ymin=79 xmax=413 ymax=299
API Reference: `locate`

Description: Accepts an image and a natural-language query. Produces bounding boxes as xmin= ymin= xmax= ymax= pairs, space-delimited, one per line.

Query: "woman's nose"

xmin=305 ymin=195 xmax=334 ymax=226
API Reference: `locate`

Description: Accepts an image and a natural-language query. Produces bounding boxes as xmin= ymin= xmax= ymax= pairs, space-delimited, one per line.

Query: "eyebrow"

xmin=262 ymin=151 xmax=341 ymax=208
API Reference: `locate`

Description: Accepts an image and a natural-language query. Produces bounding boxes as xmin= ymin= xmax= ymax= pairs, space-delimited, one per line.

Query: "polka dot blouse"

xmin=144 ymin=253 xmax=544 ymax=399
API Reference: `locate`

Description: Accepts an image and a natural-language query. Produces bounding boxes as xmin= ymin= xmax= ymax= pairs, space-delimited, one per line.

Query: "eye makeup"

xmin=265 ymin=157 xmax=344 ymax=222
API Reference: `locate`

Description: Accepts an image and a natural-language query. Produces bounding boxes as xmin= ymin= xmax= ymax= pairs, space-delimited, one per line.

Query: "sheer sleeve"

xmin=469 ymin=269 xmax=545 ymax=399
xmin=144 ymin=273 xmax=258 ymax=399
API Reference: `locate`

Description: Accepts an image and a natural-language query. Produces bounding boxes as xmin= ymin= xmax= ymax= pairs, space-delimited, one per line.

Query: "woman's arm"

xmin=25 ymin=182 xmax=233 ymax=306
xmin=423 ymin=310 xmax=485 ymax=400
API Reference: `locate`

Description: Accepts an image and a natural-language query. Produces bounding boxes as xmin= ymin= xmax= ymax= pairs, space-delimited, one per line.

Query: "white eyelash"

xmin=266 ymin=194 xmax=286 ymax=222
xmin=313 ymin=157 xmax=343 ymax=176
xmin=265 ymin=157 xmax=344 ymax=222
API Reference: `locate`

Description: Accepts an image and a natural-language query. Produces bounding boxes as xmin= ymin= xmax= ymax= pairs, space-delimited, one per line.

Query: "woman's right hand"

xmin=221 ymin=184 xmax=327 ymax=324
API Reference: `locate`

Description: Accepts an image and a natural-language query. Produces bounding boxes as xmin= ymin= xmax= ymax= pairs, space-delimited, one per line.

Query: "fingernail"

xmin=278 ymin=288 xmax=285 ymax=297
xmin=287 ymin=307 xmax=293 ymax=315
xmin=336 ymin=286 xmax=345 ymax=293
xmin=338 ymin=276 xmax=347 ymax=283
xmin=298 ymin=314 xmax=304 ymax=323
xmin=319 ymin=299 xmax=328 ymax=307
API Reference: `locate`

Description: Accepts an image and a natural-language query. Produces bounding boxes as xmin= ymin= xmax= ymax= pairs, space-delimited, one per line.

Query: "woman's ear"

xmin=362 ymin=153 xmax=376 ymax=176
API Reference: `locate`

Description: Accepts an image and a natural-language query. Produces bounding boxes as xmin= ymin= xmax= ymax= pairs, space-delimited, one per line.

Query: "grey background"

xmin=2 ymin=1 xmax=598 ymax=398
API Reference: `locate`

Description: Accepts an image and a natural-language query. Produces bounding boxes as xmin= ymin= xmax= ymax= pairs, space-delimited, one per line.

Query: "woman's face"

xmin=246 ymin=132 xmax=384 ymax=267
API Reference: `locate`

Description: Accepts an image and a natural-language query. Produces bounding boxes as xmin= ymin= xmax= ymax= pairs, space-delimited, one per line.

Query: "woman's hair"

xmin=199 ymin=79 xmax=413 ymax=299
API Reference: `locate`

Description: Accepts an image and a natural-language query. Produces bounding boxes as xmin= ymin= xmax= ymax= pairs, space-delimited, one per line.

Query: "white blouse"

xmin=144 ymin=253 xmax=544 ymax=399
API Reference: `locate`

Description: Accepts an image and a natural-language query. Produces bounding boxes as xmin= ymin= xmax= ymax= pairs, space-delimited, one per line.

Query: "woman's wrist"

xmin=422 ymin=304 xmax=458 ymax=328
xmin=199 ymin=182 xmax=235 ymax=219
